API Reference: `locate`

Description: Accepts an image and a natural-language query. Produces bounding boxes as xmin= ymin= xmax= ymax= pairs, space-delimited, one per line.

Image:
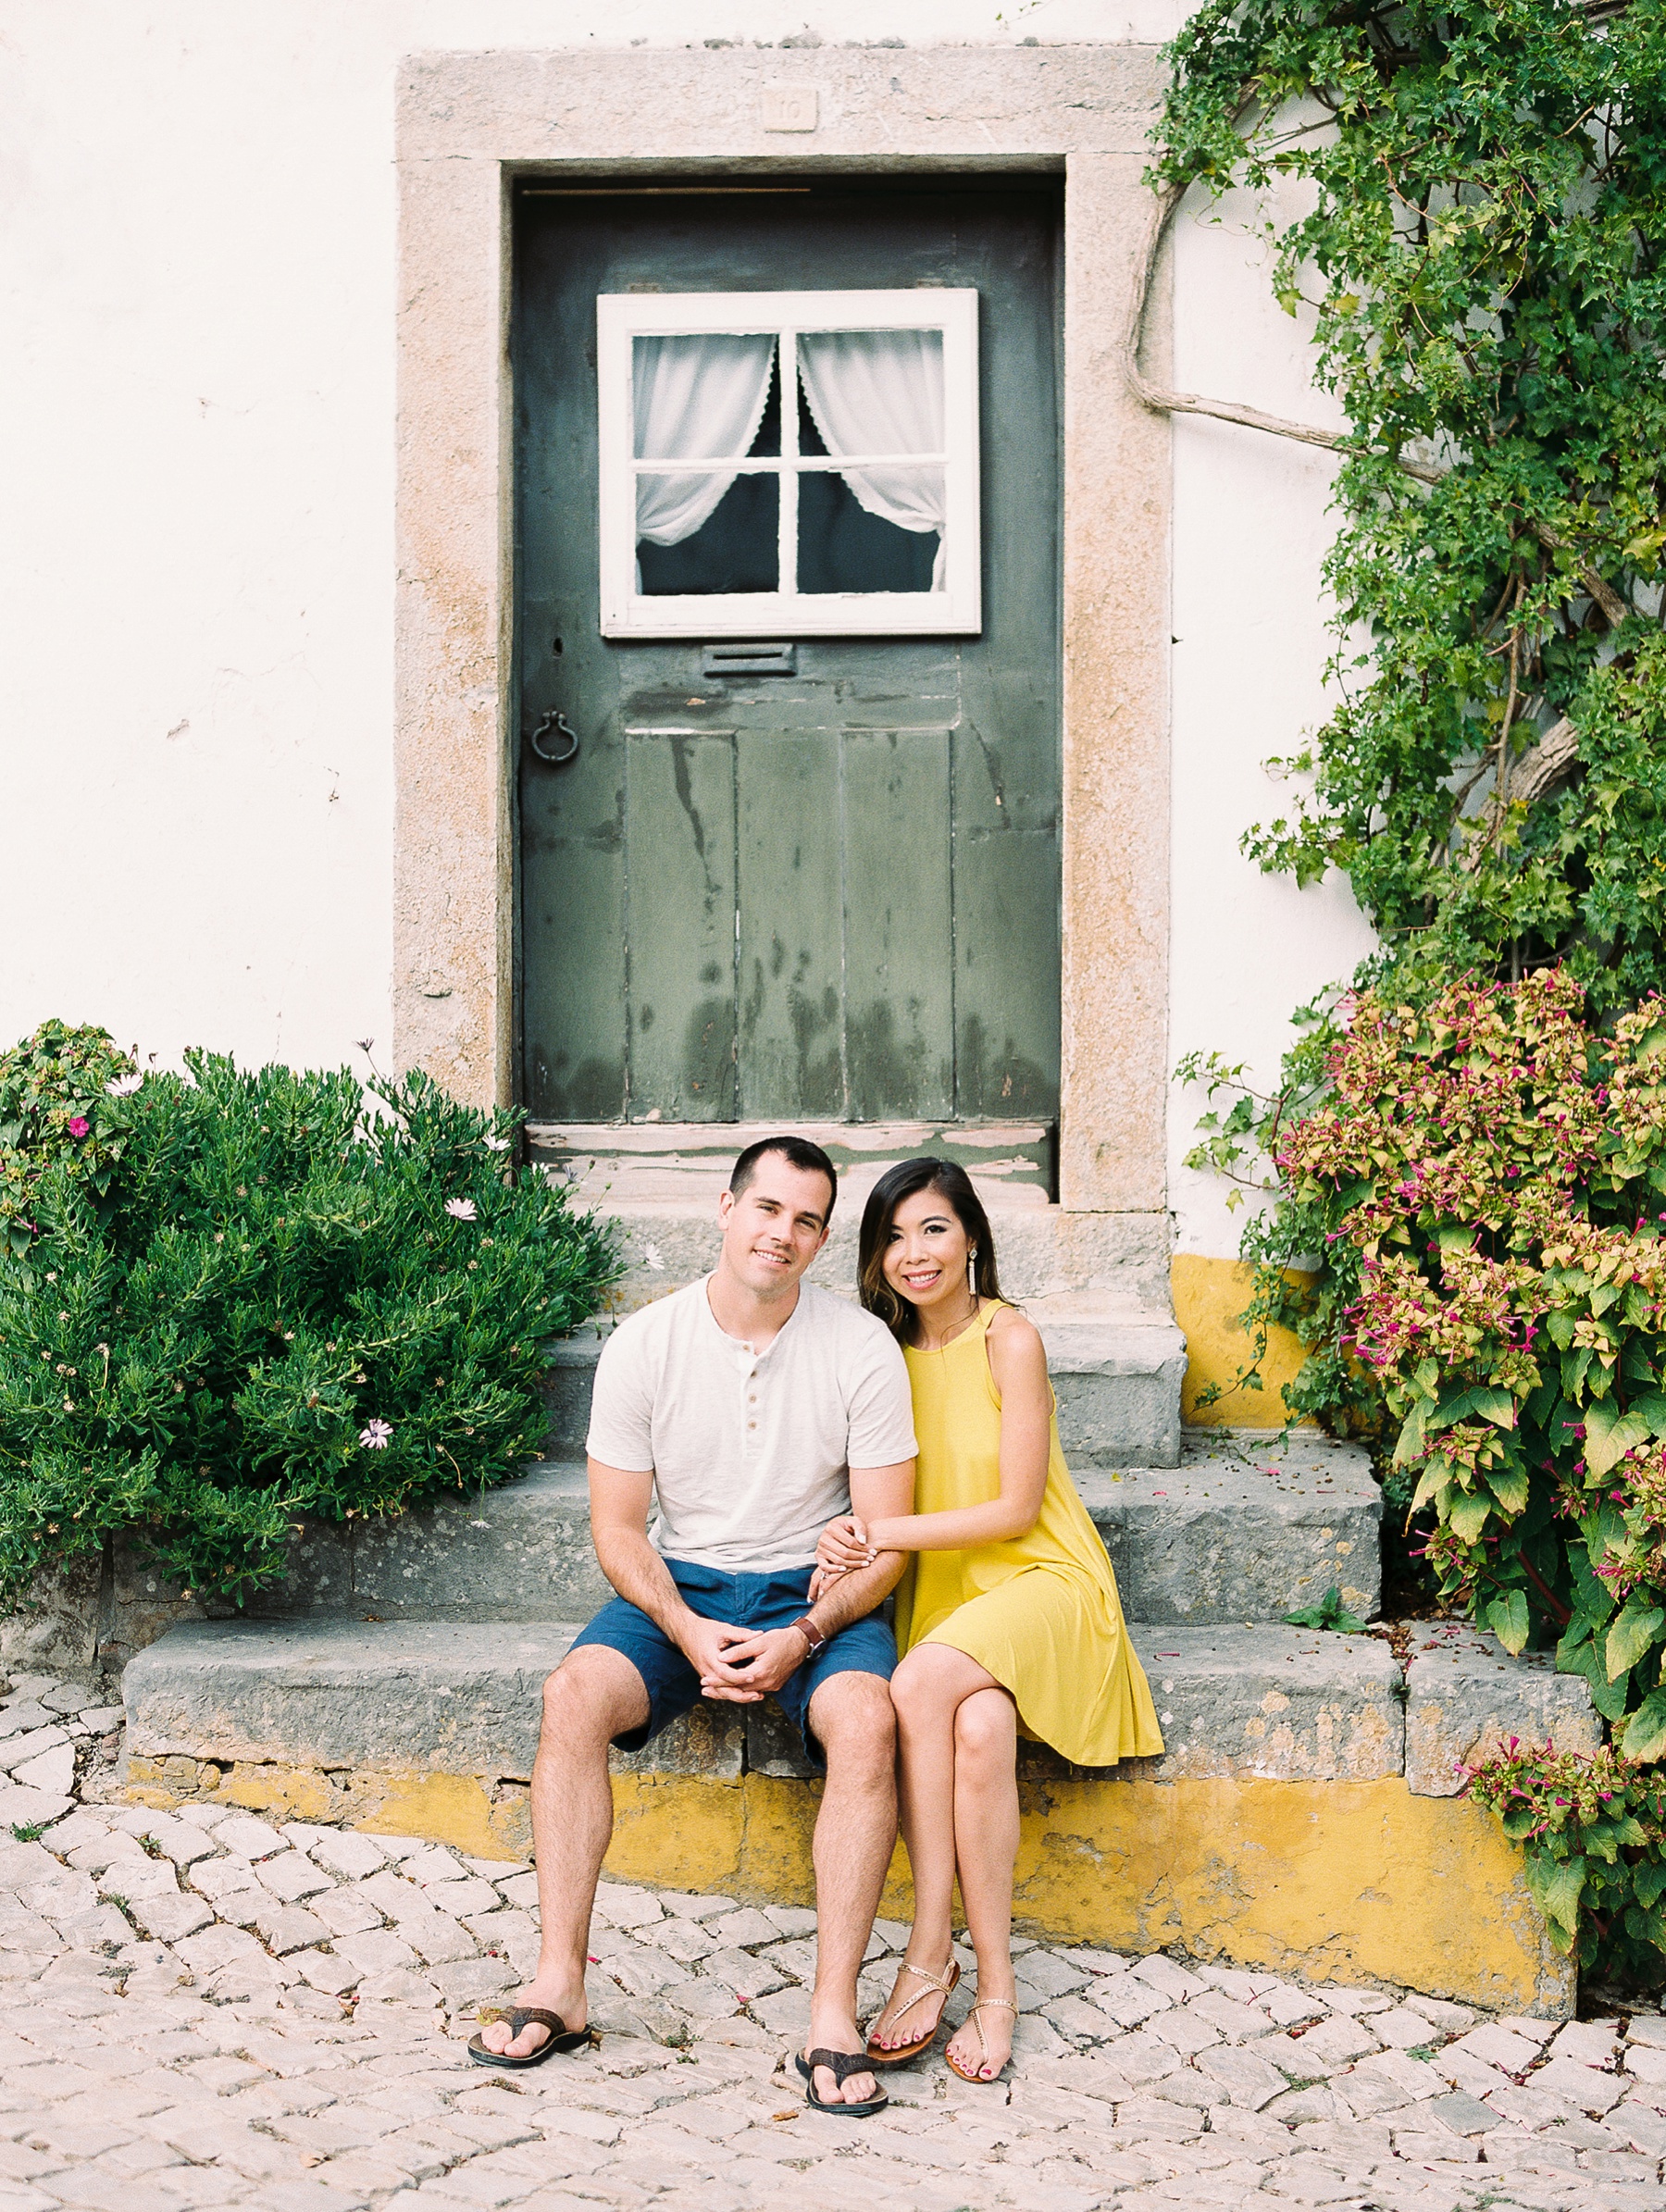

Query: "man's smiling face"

xmin=716 ymin=1153 xmax=834 ymax=1298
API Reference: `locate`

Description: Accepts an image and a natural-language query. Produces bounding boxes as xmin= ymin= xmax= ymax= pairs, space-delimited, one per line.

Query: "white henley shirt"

xmin=585 ymin=1275 xmax=917 ymax=1572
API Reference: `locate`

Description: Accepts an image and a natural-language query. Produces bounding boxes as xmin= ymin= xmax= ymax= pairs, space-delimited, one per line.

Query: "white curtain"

xmin=797 ymin=328 xmax=946 ymax=589
xmin=633 ymin=333 xmax=777 ymax=557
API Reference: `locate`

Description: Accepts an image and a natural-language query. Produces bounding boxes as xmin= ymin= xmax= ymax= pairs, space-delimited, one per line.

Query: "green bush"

xmin=0 ymin=1026 xmax=619 ymax=1605
xmin=0 ymin=1020 xmax=142 ymax=1257
xmin=1469 ymin=1743 xmax=1666 ymax=1985
xmin=1157 ymin=3 xmax=1666 ymax=1984
xmin=1250 ymin=969 xmax=1666 ymax=1980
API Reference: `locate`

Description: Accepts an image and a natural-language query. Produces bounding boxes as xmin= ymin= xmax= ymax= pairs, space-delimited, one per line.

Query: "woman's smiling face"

xmin=881 ymin=1185 xmax=972 ymax=1316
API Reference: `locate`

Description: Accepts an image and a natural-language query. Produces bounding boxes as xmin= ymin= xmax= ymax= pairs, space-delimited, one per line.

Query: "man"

xmin=476 ymin=1135 xmax=915 ymax=2111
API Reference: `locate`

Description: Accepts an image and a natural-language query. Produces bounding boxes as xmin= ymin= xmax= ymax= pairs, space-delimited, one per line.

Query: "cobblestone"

xmin=0 ymin=1671 xmax=1655 ymax=2208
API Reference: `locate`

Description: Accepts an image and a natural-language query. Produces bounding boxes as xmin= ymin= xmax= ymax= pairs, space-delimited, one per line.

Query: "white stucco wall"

xmin=1166 ymin=175 xmax=1379 ymax=1258
xmin=1 ymin=0 xmax=1373 ymax=1256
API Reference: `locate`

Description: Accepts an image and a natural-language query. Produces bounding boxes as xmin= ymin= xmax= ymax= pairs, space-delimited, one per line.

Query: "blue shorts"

xmin=569 ymin=1558 xmax=896 ymax=1773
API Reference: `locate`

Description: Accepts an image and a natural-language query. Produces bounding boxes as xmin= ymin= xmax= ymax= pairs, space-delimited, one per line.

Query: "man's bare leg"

xmin=802 ymin=1671 xmax=898 ymax=2106
xmin=478 ymin=1645 xmax=649 ymax=2058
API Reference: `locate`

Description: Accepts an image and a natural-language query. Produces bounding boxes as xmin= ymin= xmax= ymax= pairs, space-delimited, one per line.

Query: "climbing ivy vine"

xmin=1156 ymin=5 xmax=1666 ymax=1982
xmin=1153 ymin=0 xmax=1666 ymax=1009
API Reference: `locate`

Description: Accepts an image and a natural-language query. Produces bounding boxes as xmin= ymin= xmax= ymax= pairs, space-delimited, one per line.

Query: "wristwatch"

xmin=789 ymin=1616 xmax=827 ymax=1659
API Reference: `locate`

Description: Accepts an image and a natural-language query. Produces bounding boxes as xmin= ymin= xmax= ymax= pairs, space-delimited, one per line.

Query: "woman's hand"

xmin=815 ymin=1514 xmax=876 ymax=1574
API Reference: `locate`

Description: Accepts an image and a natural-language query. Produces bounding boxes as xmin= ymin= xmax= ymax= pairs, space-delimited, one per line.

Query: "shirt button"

xmin=748 ymin=1421 xmax=758 ymax=1430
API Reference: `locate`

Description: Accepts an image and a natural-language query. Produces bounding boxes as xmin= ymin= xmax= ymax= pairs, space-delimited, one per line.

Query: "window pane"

xmin=796 ymin=330 xmax=945 ymax=593
xmin=797 ymin=329 xmax=944 ymax=460
xmin=633 ymin=333 xmax=777 ymax=459
xmin=637 ymin=472 xmax=779 ymax=597
xmin=797 ymin=466 xmax=942 ymax=595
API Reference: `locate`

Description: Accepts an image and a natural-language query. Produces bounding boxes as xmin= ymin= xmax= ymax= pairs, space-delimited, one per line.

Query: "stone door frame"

xmin=394 ymin=42 xmax=1171 ymax=1216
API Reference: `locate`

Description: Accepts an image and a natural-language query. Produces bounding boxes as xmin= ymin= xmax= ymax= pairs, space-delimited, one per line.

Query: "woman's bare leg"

xmin=868 ymin=1644 xmax=1002 ymax=2054
xmin=944 ymin=1686 xmax=1020 ymax=2080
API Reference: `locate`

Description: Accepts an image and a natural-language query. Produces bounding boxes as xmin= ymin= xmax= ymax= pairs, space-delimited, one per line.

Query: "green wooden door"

xmin=514 ymin=183 xmax=1060 ymax=1129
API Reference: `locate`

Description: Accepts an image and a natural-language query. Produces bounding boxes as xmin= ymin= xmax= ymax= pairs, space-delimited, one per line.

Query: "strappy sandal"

xmin=795 ymin=2047 xmax=889 ymax=2117
xmin=864 ymin=1956 xmax=961 ymax=2067
xmin=946 ymin=1995 xmax=1018 ymax=2083
xmin=468 ymin=2005 xmax=599 ymax=2069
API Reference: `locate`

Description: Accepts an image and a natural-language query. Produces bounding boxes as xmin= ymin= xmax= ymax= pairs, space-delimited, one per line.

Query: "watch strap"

xmin=789 ymin=1615 xmax=827 ymax=1659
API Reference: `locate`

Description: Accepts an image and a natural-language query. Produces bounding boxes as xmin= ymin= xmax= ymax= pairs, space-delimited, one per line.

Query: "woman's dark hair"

xmin=858 ymin=1157 xmax=1003 ymax=1342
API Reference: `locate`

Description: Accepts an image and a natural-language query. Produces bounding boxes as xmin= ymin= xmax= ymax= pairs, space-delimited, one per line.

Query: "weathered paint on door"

xmin=514 ymin=184 xmax=1060 ymax=1126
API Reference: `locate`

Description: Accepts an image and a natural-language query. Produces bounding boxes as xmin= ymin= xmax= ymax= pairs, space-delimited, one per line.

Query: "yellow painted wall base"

xmin=124 ymin=1754 xmax=1572 ymax=2017
xmin=1171 ymin=1252 xmax=1317 ymax=1428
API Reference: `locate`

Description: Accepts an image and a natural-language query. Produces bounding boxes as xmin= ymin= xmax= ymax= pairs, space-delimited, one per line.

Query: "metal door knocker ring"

xmin=530 ymin=709 xmax=579 ymax=765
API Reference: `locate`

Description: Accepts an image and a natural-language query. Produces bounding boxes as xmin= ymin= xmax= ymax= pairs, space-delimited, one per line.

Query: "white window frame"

xmin=596 ymin=288 xmax=981 ymax=639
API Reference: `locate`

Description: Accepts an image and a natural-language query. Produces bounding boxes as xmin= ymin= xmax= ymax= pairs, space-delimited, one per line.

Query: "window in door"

xmin=596 ymin=290 xmax=980 ymax=638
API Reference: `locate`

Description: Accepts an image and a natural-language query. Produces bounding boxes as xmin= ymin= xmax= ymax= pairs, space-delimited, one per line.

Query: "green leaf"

xmin=1635 ymin=1390 xmax=1666 ymax=1438
xmin=1622 ymin=1688 xmax=1666 ymax=1764
xmin=1562 ymin=1640 xmax=1635 ymax=1722
xmin=1557 ymin=1612 xmax=1595 ymax=1665
xmin=1282 ymin=1586 xmax=1368 ymax=1634
xmin=1585 ymin=1403 xmax=1652 ymax=1479
xmin=1430 ymin=1386 xmax=1483 ymax=1432
xmin=1606 ymin=1602 xmax=1665 ymax=1684
xmin=1633 ymin=1860 xmax=1666 ymax=1910
xmin=1393 ymin=1399 xmax=1429 ymax=1468
xmin=1528 ymin=1852 xmax=1587 ymax=1938
xmin=1447 ymin=1490 xmax=1492 ymax=1544
xmin=1487 ymin=1463 xmax=1530 ymax=1516
xmin=1470 ymin=1386 xmax=1517 ymax=1432
xmin=1546 ymin=1311 xmax=1576 ymax=1351
xmin=1485 ymin=1589 xmax=1531 ymax=1655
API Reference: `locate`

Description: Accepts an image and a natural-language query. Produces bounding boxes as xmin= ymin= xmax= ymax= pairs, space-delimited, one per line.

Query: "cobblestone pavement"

xmin=0 ymin=1671 xmax=1664 ymax=2210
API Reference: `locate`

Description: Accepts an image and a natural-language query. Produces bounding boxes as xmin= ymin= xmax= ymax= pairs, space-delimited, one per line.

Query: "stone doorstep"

xmin=236 ymin=1432 xmax=1381 ymax=1630
xmin=548 ymin=1301 xmax=1188 ymax=1469
xmin=576 ymin=1193 xmax=1174 ymax=1326
xmin=528 ymin=1118 xmax=1059 ymax=1209
xmin=118 ymin=1614 xmax=1593 ymax=1794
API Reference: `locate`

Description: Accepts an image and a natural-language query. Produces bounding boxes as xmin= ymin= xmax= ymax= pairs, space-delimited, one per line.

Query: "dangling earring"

xmin=967 ymin=1248 xmax=978 ymax=1298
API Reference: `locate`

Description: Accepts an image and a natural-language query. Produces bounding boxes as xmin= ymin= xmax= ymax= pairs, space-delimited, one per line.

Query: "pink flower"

xmin=66 ymin=1117 xmax=89 ymax=1139
xmin=358 ymin=1419 xmax=393 ymax=1449
xmin=444 ymin=1198 xmax=478 ymax=1222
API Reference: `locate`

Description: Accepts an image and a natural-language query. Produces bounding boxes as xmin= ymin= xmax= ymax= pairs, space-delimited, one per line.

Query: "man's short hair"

xmin=728 ymin=1135 xmax=839 ymax=1224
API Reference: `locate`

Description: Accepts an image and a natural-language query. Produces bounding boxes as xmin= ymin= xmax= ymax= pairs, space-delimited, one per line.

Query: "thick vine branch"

xmin=1116 ymin=180 xmax=1413 ymax=467
xmin=1121 ymin=173 xmax=1628 ymax=626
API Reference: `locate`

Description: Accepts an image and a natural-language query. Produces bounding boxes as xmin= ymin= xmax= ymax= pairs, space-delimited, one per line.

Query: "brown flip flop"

xmin=864 ymin=1957 xmax=961 ymax=2067
xmin=468 ymin=2004 xmax=599 ymax=2069
xmin=795 ymin=2048 xmax=889 ymax=2117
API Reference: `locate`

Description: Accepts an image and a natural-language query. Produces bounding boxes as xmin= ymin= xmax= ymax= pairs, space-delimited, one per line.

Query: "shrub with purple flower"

xmin=1230 ymin=968 xmax=1666 ymax=1984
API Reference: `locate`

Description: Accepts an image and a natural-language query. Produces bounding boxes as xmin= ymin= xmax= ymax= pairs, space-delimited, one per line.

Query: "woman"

xmin=814 ymin=1159 xmax=1162 ymax=2082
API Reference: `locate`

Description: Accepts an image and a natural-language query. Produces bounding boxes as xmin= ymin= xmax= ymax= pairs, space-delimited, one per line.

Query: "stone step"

xmin=578 ymin=1199 xmax=1172 ymax=1319
xmin=125 ymin=1617 xmax=1597 ymax=1795
xmin=547 ymin=1300 xmax=1189 ymax=1470
xmin=243 ymin=1433 xmax=1380 ymax=1630
xmin=119 ymin=1618 xmax=1598 ymax=2016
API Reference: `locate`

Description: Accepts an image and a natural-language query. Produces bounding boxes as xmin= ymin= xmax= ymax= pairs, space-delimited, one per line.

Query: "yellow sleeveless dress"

xmin=894 ymin=1300 xmax=1163 ymax=1768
